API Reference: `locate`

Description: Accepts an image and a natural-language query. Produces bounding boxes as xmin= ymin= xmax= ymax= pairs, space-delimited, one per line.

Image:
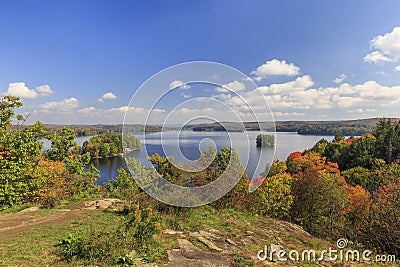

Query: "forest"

xmin=36 ymin=124 xmax=162 ymax=137
xmin=82 ymin=133 xmax=141 ymax=158
xmin=189 ymin=118 xmax=382 ymax=136
xmin=0 ymin=96 xmax=399 ymax=265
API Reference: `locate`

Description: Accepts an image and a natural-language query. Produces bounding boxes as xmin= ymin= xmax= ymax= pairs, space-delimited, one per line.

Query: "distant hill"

xmin=185 ymin=118 xmax=399 ymax=136
xmin=12 ymin=124 xmax=164 ymax=137
xmin=15 ymin=118 xmax=399 ymax=137
xmin=44 ymin=124 xmax=163 ymax=136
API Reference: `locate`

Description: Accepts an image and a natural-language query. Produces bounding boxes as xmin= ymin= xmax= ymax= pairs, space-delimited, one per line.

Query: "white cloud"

xmin=98 ymin=92 xmax=117 ymax=102
xmin=363 ymin=51 xmax=394 ymax=63
xmin=6 ymin=82 xmax=38 ymax=98
xmin=77 ymin=107 xmax=102 ymax=116
xmin=370 ymin=26 xmax=400 ymax=61
xmin=251 ymin=59 xmax=300 ymax=80
xmin=333 ymin=74 xmax=346 ymax=84
xmin=40 ymin=98 xmax=79 ymax=112
xmin=36 ymin=85 xmax=55 ymax=96
xmin=216 ymin=80 xmax=246 ymax=93
xmin=214 ymin=74 xmax=400 ymax=114
xmin=395 ymin=66 xmax=400 ymax=71
xmin=169 ymin=80 xmax=190 ymax=89
xmin=3 ymin=82 xmax=55 ymax=99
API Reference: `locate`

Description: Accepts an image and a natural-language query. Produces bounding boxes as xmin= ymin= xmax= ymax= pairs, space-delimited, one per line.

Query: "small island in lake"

xmin=82 ymin=133 xmax=141 ymax=158
xmin=256 ymin=134 xmax=275 ymax=147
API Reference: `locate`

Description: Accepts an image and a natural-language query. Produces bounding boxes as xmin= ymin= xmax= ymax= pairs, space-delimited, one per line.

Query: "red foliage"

xmin=288 ymin=151 xmax=302 ymax=160
xmin=345 ymin=137 xmax=359 ymax=144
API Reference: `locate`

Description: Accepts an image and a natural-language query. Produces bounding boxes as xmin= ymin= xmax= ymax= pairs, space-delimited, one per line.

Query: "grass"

xmin=1 ymin=203 xmax=392 ymax=266
xmin=0 ymin=209 xmax=120 ymax=266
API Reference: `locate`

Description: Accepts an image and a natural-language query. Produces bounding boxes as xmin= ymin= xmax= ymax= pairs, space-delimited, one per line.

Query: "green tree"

xmin=44 ymin=126 xmax=78 ymax=162
xmin=310 ymin=138 xmax=329 ymax=155
xmin=339 ymin=134 xmax=376 ymax=170
xmin=342 ymin=166 xmax=375 ymax=192
xmin=374 ymin=118 xmax=397 ymax=163
xmin=0 ymin=97 xmax=45 ymax=208
xmin=0 ymin=96 xmax=23 ymax=130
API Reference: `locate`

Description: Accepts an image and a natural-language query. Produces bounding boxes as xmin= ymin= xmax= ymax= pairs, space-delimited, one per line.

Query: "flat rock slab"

xmin=18 ymin=207 xmax=39 ymax=213
xmin=145 ymin=239 xmax=230 ymax=267
xmin=197 ymin=236 xmax=223 ymax=252
xmin=83 ymin=198 xmax=123 ymax=210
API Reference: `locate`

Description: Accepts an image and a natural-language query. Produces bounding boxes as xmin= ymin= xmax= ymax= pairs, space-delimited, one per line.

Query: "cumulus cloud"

xmin=395 ymin=66 xmax=400 ymax=71
xmin=364 ymin=51 xmax=394 ymax=63
xmin=370 ymin=27 xmax=400 ymax=60
xmin=216 ymin=80 xmax=246 ymax=93
xmin=169 ymin=80 xmax=190 ymax=89
xmin=3 ymin=82 xmax=54 ymax=98
xmin=98 ymin=92 xmax=117 ymax=102
xmin=35 ymin=85 xmax=55 ymax=96
xmin=251 ymin=59 xmax=300 ymax=80
xmin=40 ymin=98 xmax=79 ymax=112
xmin=333 ymin=74 xmax=346 ymax=84
xmin=364 ymin=27 xmax=400 ymax=63
xmin=213 ymin=75 xmax=400 ymax=114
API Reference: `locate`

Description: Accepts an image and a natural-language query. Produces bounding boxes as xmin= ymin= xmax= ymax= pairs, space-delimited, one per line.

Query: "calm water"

xmin=90 ymin=131 xmax=333 ymax=184
xmin=42 ymin=132 xmax=334 ymax=185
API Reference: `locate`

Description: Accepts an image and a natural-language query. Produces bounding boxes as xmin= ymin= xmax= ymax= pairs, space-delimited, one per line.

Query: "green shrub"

xmin=58 ymin=204 xmax=162 ymax=265
xmin=59 ymin=233 xmax=84 ymax=261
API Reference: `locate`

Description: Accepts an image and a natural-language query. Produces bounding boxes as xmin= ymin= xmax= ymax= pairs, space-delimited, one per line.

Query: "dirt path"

xmin=0 ymin=199 xmax=122 ymax=238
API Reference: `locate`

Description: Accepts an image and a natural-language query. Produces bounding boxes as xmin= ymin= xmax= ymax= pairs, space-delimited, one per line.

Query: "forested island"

xmin=82 ymin=133 xmax=141 ymax=158
xmin=256 ymin=134 xmax=275 ymax=147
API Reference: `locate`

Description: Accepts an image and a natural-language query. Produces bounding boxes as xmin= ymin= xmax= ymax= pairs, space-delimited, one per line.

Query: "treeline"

xmin=258 ymin=118 xmax=400 ymax=257
xmin=275 ymin=123 xmax=372 ymax=136
xmin=188 ymin=119 xmax=384 ymax=136
xmin=46 ymin=124 xmax=162 ymax=137
xmin=82 ymin=134 xmax=141 ymax=158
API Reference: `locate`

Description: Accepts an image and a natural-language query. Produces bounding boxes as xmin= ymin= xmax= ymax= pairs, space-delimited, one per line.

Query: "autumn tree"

xmin=368 ymin=182 xmax=400 ymax=257
xmin=250 ymin=173 xmax=293 ymax=218
xmin=290 ymin=167 xmax=348 ymax=239
xmin=343 ymin=185 xmax=372 ymax=243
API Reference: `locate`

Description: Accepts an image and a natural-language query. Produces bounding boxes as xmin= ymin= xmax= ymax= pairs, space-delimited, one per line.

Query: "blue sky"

xmin=1 ymin=0 xmax=400 ymax=124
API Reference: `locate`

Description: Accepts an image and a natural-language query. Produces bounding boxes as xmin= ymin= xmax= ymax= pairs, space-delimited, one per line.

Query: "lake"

xmin=41 ymin=132 xmax=334 ymax=184
xmin=82 ymin=131 xmax=334 ymax=185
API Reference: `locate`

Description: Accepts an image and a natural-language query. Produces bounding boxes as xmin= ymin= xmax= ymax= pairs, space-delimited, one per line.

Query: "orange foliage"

xmin=287 ymin=152 xmax=339 ymax=175
xmin=33 ymin=157 xmax=97 ymax=207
